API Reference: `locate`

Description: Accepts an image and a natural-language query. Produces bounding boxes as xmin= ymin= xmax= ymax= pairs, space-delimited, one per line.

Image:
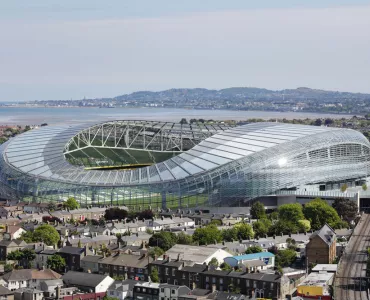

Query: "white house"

xmin=159 ymin=284 xmax=191 ymax=300
xmin=166 ymin=244 xmax=232 ymax=265
xmin=106 ymin=279 xmax=137 ymax=300
xmin=1 ymin=269 xmax=62 ymax=291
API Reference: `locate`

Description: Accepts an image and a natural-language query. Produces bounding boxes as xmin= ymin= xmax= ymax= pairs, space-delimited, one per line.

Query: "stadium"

xmin=0 ymin=120 xmax=370 ymax=209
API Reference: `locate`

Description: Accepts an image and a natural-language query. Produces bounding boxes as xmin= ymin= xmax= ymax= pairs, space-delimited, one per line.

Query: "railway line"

xmin=336 ymin=214 xmax=370 ymax=300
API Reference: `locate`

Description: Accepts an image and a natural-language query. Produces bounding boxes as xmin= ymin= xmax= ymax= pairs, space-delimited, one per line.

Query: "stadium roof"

xmin=1 ymin=121 xmax=351 ymax=186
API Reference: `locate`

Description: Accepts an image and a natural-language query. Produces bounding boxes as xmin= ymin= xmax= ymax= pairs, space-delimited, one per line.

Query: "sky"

xmin=1 ymin=0 xmax=370 ymax=101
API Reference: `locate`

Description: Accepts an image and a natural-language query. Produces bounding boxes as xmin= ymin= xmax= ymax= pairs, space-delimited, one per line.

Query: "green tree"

xmin=221 ymin=228 xmax=238 ymax=242
xmin=179 ymin=118 xmax=188 ymax=124
xmin=150 ymin=267 xmax=159 ymax=283
xmin=7 ymin=250 xmax=23 ymax=265
xmin=363 ymin=184 xmax=368 ymax=191
xmin=245 ymin=245 xmax=263 ymax=254
xmin=234 ymin=223 xmax=254 ymax=240
xmin=270 ymin=220 xmax=298 ymax=235
xmin=253 ymin=218 xmax=272 ymax=237
xmin=193 ymin=224 xmax=223 ymax=245
xmin=176 ymin=232 xmax=193 ymax=245
xmin=208 ymin=257 xmax=219 ymax=268
xmin=340 ymin=184 xmax=348 ymax=193
xmin=250 ymin=201 xmax=266 ymax=219
xmin=148 ymin=232 xmax=178 ymax=251
xmin=33 ymin=224 xmax=60 ymax=246
xmin=278 ymin=203 xmax=304 ymax=224
xmin=21 ymin=248 xmax=36 ymax=268
xmin=104 ymin=207 xmax=128 ymax=221
xmin=332 ymin=198 xmax=358 ymax=223
xmin=64 ymin=197 xmax=80 ymax=210
xmin=148 ymin=247 xmax=164 ymax=259
xmin=220 ymin=262 xmax=232 ymax=271
xmin=77 ymin=239 xmax=82 ymax=248
xmin=47 ymin=254 xmax=66 ymax=272
xmin=275 ymin=249 xmax=297 ymax=267
xmin=298 ymin=220 xmax=311 ymax=232
xmin=20 ymin=231 xmax=34 ymax=243
xmin=303 ymin=198 xmax=341 ymax=230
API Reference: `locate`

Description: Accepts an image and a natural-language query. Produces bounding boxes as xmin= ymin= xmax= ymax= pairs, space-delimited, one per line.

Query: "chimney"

xmin=56 ymin=285 xmax=61 ymax=300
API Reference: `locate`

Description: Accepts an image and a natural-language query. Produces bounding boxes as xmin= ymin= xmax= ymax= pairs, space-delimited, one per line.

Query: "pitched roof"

xmin=59 ymin=246 xmax=85 ymax=255
xmin=311 ymin=224 xmax=336 ymax=245
xmin=81 ymin=255 xmax=104 ymax=263
xmin=0 ymin=286 xmax=13 ymax=296
xmin=2 ymin=269 xmax=61 ymax=282
xmin=62 ymin=271 xmax=111 ymax=288
xmin=100 ymin=253 xmax=150 ymax=268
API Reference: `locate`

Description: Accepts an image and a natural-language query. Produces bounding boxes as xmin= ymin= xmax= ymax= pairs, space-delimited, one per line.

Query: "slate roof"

xmin=62 ymin=271 xmax=110 ymax=288
xmin=100 ymin=253 xmax=150 ymax=268
xmin=58 ymin=246 xmax=85 ymax=255
xmin=2 ymin=269 xmax=61 ymax=282
xmin=0 ymin=286 xmax=13 ymax=296
xmin=311 ymin=224 xmax=336 ymax=245
xmin=81 ymin=255 xmax=104 ymax=263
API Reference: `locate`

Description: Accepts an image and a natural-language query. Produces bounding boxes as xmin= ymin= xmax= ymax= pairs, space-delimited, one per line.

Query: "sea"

xmin=0 ymin=106 xmax=353 ymax=126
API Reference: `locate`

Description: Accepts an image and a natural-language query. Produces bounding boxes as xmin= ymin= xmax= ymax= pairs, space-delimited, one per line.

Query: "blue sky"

xmin=1 ymin=1 xmax=370 ymax=101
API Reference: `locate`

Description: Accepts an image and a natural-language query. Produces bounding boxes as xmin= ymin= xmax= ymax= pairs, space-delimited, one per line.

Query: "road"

xmin=335 ymin=213 xmax=370 ymax=300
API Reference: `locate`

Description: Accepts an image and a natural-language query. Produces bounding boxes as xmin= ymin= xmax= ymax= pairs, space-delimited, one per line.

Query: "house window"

xmin=172 ymin=289 xmax=176 ymax=294
xmin=212 ymin=277 xmax=216 ymax=284
xmin=172 ymin=269 xmax=176 ymax=276
xmin=142 ymin=288 xmax=146 ymax=293
xmin=131 ymin=267 xmax=135 ymax=272
xmin=246 ymin=280 xmax=250 ymax=287
xmin=110 ymin=291 xmax=115 ymax=296
xmin=206 ymin=276 xmax=209 ymax=283
xmin=220 ymin=278 xmax=223 ymax=284
xmin=161 ymin=289 xmax=164 ymax=293
xmin=253 ymin=281 xmax=257 ymax=288
xmin=165 ymin=268 xmax=169 ymax=275
xmin=270 ymin=282 xmax=274 ymax=289
xmin=182 ymin=274 xmax=186 ymax=280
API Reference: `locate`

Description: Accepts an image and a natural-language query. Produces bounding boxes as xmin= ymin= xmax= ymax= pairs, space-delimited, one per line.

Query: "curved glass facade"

xmin=1 ymin=121 xmax=369 ymax=209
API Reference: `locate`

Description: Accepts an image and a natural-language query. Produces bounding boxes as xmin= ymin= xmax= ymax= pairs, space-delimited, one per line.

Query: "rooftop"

xmin=62 ymin=271 xmax=111 ymax=288
xmin=228 ymin=252 xmax=274 ymax=261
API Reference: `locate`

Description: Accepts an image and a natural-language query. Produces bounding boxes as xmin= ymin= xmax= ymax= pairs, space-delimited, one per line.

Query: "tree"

xmin=104 ymin=207 xmax=128 ymax=221
xmin=20 ymin=231 xmax=34 ymax=243
xmin=234 ymin=223 xmax=254 ymax=240
xmin=148 ymin=247 xmax=164 ymax=259
xmin=33 ymin=224 xmax=60 ymax=246
xmin=253 ymin=219 xmax=272 ymax=237
xmin=363 ymin=184 xmax=368 ymax=191
xmin=149 ymin=232 xmax=178 ymax=251
xmin=270 ymin=220 xmax=298 ymax=235
xmin=332 ymin=198 xmax=358 ymax=223
xmin=250 ymin=201 xmax=266 ymax=219
xmin=77 ymin=239 xmax=82 ymax=248
xmin=340 ymin=183 xmax=348 ymax=193
xmin=176 ymin=232 xmax=193 ymax=245
xmin=64 ymin=197 xmax=80 ymax=210
xmin=275 ymin=249 xmax=297 ymax=267
xmin=303 ymin=198 xmax=342 ymax=230
xmin=21 ymin=248 xmax=36 ymax=268
xmin=221 ymin=228 xmax=238 ymax=242
xmin=245 ymin=245 xmax=263 ymax=254
xmin=286 ymin=238 xmax=296 ymax=250
xmin=298 ymin=220 xmax=311 ymax=232
xmin=208 ymin=257 xmax=219 ymax=268
xmin=103 ymin=296 xmax=119 ymax=300
xmin=278 ymin=203 xmax=305 ymax=224
xmin=313 ymin=118 xmax=322 ymax=126
xmin=47 ymin=254 xmax=66 ymax=272
xmin=179 ymin=118 xmax=188 ymax=124
xmin=150 ymin=267 xmax=159 ymax=283
xmin=220 ymin=262 xmax=232 ymax=271
xmin=193 ymin=224 xmax=223 ymax=245
xmin=7 ymin=250 xmax=23 ymax=265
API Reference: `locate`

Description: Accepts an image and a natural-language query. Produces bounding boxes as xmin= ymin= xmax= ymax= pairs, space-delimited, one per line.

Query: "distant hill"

xmin=114 ymin=87 xmax=370 ymax=103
